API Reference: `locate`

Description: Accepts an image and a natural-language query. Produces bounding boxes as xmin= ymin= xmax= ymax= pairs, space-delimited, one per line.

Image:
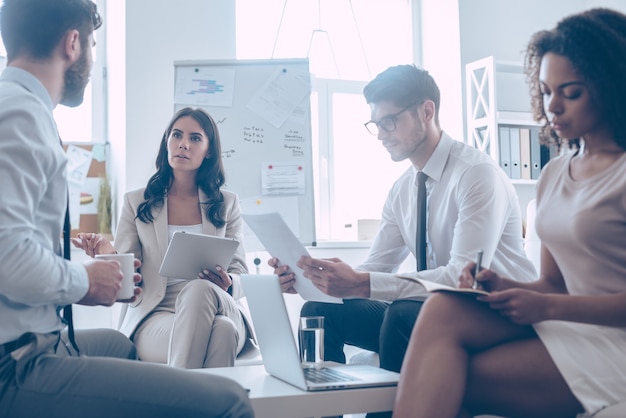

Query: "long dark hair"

xmin=136 ymin=107 xmax=227 ymax=228
xmin=525 ymin=8 xmax=626 ymax=150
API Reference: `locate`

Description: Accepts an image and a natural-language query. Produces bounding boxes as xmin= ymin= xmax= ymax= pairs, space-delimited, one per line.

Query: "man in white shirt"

xmin=0 ymin=1 xmax=252 ymax=417
xmin=271 ymin=64 xmax=537 ymax=376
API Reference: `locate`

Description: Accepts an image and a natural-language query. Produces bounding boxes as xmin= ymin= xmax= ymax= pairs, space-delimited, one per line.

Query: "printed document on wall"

xmin=261 ymin=161 xmax=306 ymax=195
xmin=174 ymin=67 xmax=235 ymax=107
xmin=66 ymin=145 xmax=92 ymax=228
xmin=246 ymin=67 xmax=310 ymax=128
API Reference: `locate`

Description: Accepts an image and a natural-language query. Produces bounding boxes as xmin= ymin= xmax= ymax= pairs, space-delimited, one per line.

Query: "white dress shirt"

xmin=0 ymin=67 xmax=89 ymax=344
xmin=359 ymin=132 xmax=537 ymax=301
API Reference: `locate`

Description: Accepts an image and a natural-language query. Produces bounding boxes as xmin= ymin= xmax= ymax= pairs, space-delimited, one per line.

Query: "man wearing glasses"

xmin=270 ymin=65 xmax=537 ymax=386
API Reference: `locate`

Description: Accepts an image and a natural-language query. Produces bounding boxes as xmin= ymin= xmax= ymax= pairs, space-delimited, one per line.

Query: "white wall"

xmin=417 ymin=0 xmax=626 ymax=140
xmin=458 ymin=0 xmax=588 ymax=65
xmin=586 ymin=0 xmax=626 ymax=10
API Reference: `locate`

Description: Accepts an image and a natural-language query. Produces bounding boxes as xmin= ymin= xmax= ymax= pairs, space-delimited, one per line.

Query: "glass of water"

xmin=299 ymin=316 xmax=325 ymax=368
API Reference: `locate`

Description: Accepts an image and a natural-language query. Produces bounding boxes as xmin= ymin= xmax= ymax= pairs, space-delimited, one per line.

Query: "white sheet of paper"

xmin=242 ymin=212 xmax=341 ymax=304
xmin=239 ymin=196 xmax=299 ymax=252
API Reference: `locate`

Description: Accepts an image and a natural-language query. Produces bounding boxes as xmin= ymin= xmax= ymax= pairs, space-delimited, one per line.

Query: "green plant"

xmin=98 ymin=174 xmax=112 ymax=235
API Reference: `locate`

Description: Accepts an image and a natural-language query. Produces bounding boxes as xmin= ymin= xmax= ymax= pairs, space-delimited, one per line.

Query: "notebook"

xmin=241 ymin=274 xmax=400 ymax=391
xmin=395 ymin=274 xmax=489 ymax=297
xmin=159 ymin=231 xmax=240 ymax=280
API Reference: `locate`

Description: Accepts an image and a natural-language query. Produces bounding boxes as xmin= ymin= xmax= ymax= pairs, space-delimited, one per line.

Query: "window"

xmin=312 ymin=79 xmax=411 ymax=240
xmin=237 ymin=0 xmax=413 ymax=241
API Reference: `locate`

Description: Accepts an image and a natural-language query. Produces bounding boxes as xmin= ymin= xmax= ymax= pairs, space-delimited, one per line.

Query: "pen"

xmin=472 ymin=250 xmax=483 ymax=290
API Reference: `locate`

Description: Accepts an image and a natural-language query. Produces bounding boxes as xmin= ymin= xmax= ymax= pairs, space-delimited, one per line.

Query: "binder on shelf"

xmin=498 ymin=126 xmax=512 ymax=177
xmin=530 ymin=127 xmax=544 ymax=180
xmin=530 ymin=127 xmax=542 ymax=179
xmin=540 ymin=143 xmax=551 ymax=170
xmin=520 ymin=128 xmax=531 ymax=180
xmin=549 ymin=142 xmax=560 ymax=161
xmin=509 ymin=127 xmax=521 ymax=179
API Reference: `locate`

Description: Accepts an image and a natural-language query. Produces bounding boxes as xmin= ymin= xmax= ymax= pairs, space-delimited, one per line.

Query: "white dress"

xmin=533 ymin=150 xmax=626 ymax=416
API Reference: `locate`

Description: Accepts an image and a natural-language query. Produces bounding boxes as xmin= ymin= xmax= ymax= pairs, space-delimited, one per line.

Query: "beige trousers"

xmin=133 ymin=279 xmax=246 ymax=368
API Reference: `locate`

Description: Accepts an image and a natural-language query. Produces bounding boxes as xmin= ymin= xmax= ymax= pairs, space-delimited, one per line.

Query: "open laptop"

xmin=241 ymin=274 xmax=399 ymax=391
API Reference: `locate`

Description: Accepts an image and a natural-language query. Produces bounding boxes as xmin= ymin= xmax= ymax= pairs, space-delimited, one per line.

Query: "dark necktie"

xmin=415 ymin=171 xmax=428 ymax=271
xmin=61 ymin=141 xmax=80 ymax=355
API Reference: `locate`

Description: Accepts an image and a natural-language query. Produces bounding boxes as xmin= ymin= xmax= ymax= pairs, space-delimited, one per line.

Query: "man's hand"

xmin=296 ymin=256 xmax=370 ymax=298
xmin=268 ymin=257 xmax=297 ymax=293
xmin=79 ymin=258 xmax=142 ymax=306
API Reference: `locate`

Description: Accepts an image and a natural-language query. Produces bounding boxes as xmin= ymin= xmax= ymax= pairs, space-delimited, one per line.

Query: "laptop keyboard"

xmin=303 ymin=367 xmax=359 ymax=384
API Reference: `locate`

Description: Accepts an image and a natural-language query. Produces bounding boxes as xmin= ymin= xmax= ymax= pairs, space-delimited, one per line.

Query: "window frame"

xmin=312 ymin=77 xmax=369 ymax=241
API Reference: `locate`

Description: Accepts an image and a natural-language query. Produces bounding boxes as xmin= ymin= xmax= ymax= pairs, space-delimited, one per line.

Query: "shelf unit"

xmin=465 ymin=56 xmax=542 ymax=185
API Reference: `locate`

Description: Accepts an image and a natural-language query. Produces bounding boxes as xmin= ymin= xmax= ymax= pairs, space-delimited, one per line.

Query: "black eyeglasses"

xmin=364 ymin=100 xmax=423 ymax=136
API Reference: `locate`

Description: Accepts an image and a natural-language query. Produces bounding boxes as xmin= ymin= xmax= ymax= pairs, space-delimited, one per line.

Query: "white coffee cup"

xmin=95 ymin=253 xmax=134 ymax=300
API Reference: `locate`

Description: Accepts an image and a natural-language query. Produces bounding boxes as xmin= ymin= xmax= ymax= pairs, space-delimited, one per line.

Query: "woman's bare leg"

xmin=465 ymin=337 xmax=582 ymax=417
xmin=392 ymin=293 xmax=581 ymax=418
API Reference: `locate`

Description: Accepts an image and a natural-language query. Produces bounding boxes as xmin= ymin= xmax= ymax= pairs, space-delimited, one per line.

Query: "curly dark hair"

xmin=363 ymin=64 xmax=441 ymax=127
xmin=525 ymin=8 xmax=626 ymax=150
xmin=136 ymin=107 xmax=226 ymax=228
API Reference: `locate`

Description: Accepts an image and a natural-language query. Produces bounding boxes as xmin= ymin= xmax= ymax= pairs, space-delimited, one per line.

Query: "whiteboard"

xmin=173 ymin=58 xmax=316 ymax=248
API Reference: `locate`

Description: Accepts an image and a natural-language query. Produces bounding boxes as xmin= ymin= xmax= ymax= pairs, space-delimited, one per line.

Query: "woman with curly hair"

xmin=73 ymin=107 xmax=253 ymax=369
xmin=393 ymin=8 xmax=626 ymax=418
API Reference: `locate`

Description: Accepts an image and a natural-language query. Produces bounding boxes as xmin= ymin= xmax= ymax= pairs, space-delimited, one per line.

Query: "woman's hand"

xmin=198 ymin=265 xmax=232 ymax=292
xmin=479 ymin=288 xmax=551 ymax=324
xmin=459 ymin=262 xmax=502 ymax=291
xmin=71 ymin=233 xmax=116 ymax=258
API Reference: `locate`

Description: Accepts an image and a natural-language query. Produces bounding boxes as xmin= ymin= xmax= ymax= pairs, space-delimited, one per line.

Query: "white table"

xmin=194 ymin=365 xmax=396 ymax=418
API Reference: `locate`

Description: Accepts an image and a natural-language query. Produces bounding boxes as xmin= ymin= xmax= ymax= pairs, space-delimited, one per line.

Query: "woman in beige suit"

xmin=73 ymin=107 xmax=253 ymax=368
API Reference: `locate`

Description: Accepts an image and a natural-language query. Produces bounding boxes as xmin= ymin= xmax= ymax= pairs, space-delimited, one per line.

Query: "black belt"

xmin=0 ymin=339 xmax=19 ymax=357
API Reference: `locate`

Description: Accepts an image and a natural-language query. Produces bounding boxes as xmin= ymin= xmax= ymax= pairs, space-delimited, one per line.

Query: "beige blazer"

xmin=114 ymin=187 xmax=254 ymax=341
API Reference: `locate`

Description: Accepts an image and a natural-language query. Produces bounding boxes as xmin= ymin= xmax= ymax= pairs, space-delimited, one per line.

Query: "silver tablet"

xmin=158 ymin=231 xmax=240 ymax=280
